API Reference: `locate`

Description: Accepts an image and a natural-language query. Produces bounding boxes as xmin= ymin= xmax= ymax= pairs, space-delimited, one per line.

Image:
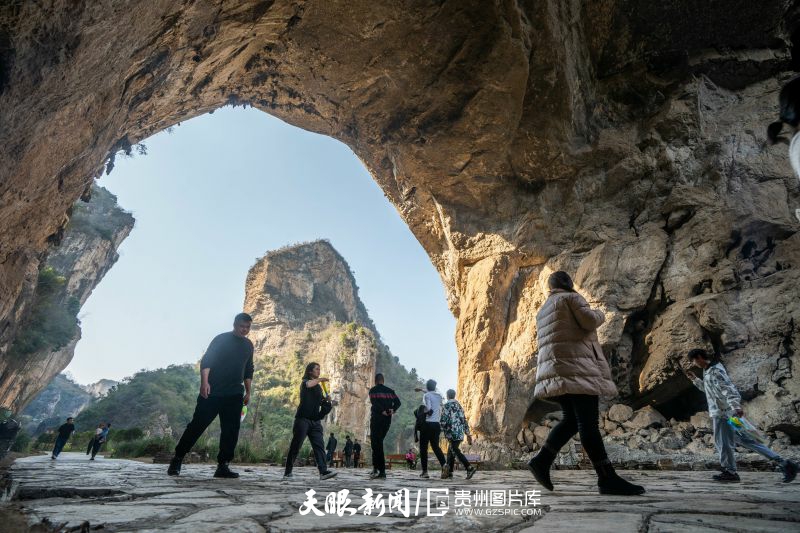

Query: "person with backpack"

xmin=417 ymin=380 xmax=447 ymax=479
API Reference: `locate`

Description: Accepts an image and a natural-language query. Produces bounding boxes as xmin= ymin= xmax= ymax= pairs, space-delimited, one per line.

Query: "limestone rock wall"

xmin=1 ymin=1 xmax=799 ymax=456
xmin=244 ymin=240 xmax=377 ymax=442
xmin=0 ymin=186 xmax=133 ymax=414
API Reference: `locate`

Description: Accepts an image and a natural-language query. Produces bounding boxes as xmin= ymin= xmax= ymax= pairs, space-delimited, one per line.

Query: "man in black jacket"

xmin=168 ymin=313 xmax=254 ymax=479
xmin=368 ymin=373 xmax=401 ymax=479
xmin=353 ymin=439 xmax=362 ymax=468
xmin=51 ymin=417 xmax=75 ymax=459
xmin=326 ymin=432 xmax=338 ymax=466
xmin=343 ymin=435 xmax=354 ymax=467
xmin=283 ymin=362 xmax=337 ymax=480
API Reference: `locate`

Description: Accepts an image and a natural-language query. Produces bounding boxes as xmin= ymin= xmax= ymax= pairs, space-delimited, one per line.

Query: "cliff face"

xmin=0 ymin=186 xmax=133 ymax=415
xmin=244 ymin=241 xmax=378 ymax=443
xmin=1 ymin=1 xmax=799 ymax=456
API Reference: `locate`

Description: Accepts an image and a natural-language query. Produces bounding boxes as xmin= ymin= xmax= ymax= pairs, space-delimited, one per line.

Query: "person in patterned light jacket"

xmin=439 ymin=389 xmax=477 ymax=480
xmin=684 ymin=348 xmax=797 ymax=483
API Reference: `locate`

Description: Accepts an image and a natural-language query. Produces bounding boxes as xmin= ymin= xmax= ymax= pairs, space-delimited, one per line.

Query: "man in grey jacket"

xmin=685 ymin=349 xmax=797 ymax=483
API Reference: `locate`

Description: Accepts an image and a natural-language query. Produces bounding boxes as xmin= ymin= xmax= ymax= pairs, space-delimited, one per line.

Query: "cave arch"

xmin=2 ymin=1 xmax=800 ymax=457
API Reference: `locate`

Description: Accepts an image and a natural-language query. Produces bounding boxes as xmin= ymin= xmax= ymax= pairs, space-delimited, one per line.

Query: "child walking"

xmin=684 ymin=349 xmax=797 ymax=483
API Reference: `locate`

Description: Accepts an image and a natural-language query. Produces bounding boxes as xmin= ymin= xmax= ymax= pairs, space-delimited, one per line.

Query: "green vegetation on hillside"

xmin=74 ymin=364 xmax=198 ymax=432
xmin=8 ymin=267 xmax=80 ymax=359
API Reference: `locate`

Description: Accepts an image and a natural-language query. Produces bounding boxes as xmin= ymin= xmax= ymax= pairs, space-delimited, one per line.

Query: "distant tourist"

xmin=343 ymin=435 xmax=353 ymax=468
xmin=89 ymin=422 xmax=112 ymax=460
xmin=353 ymin=439 xmax=361 ymax=468
xmin=326 ymin=432 xmax=338 ymax=467
xmin=283 ymin=362 xmax=337 ymax=480
xmin=405 ymin=448 xmax=416 ymax=469
xmin=440 ymin=389 xmax=476 ymax=479
xmin=86 ymin=423 xmax=104 ymax=457
xmin=167 ymin=313 xmax=254 ymax=479
xmin=684 ymin=349 xmax=797 ymax=483
xmin=51 ymin=417 xmax=75 ymax=459
xmin=528 ymin=271 xmax=645 ymax=496
xmin=367 ymin=373 xmax=401 ymax=479
xmin=416 ymin=379 xmax=446 ymax=479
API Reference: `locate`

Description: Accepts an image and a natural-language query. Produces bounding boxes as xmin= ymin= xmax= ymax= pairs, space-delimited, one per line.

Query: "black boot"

xmin=527 ymin=445 xmax=556 ymax=491
xmin=593 ymin=459 xmax=645 ymax=496
xmin=214 ymin=463 xmax=240 ymax=479
xmin=167 ymin=456 xmax=183 ymax=476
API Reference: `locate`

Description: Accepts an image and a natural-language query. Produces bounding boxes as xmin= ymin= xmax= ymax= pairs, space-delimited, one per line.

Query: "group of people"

xmin=49 ymin=418 xmax=112 ymax=461
xmin=153 ymin=262 xmax=796 ymax=494
xmin=325 ymin=433 xmax=362 ymax=468
xmin=526 ymin=271 xmax=797 ymax=497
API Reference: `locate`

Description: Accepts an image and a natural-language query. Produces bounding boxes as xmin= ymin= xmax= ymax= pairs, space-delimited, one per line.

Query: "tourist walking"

xmin=283 ymin=362 xmax=337 ymax=480
xmin=343 ymin=435 xmax=353 ymax=467
xmin=89 ymin=422 xmax=112 ymax=460
xmin=367 ymin=373 xmax=401 ymax=479
xmin=528 ymin=271 xmax=645 ymax=496
xmin=440 ymin=389 xmax=476 ymax=479
xmin=168 ymin=313 xmax=254 ymax=479
xmin=684 ymin=349 xmax=797 ymax=483
xmin=326 ymin=432 xmax=338 ymax=467
xmin=51 ymin=417 xmax=75 ymax=459
xmin=353 ymin=439 xmax=361 ymax=468
xmin=86 ymin=423 xmax=104 ymax=456
xmin=417 ymin=380 xmax=446 ymax=479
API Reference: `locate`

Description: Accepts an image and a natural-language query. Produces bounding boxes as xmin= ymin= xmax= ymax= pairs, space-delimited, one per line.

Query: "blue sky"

xmin=67 ymin=106 xmax=458 ymax=392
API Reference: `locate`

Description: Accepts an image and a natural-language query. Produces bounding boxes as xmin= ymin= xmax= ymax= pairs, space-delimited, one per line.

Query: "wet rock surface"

xmin=3 ymin=453 xmax=800 ymax=532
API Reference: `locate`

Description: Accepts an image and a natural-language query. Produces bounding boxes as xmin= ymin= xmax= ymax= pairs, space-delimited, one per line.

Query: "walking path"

xmin=2 ymin=453 xmax=799 ymax=532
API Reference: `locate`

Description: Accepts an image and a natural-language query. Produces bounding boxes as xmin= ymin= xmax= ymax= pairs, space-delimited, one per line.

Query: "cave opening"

xmin=63 ymin=105 xmax=459 ymax=396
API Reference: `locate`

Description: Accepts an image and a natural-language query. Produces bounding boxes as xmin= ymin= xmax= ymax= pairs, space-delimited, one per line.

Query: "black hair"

xmin=767 ymin=76 xmax=800 ymax=143
xmin=426 ymin=379 xmax=437 ymax=391
xmin=303 ymin=362 xmax=320 ymax=380
xmin=446 ymin=389 xmax=456 ymax=399
xmin=548 ymin=271 xmax=576 ymax=292
xmin=375 ymin=373 xmax=384 ymax=383
xmin=234 ymin=312 xmax=253 ymax=325
xmin=687 ymin=348 xmax=713 ymax=362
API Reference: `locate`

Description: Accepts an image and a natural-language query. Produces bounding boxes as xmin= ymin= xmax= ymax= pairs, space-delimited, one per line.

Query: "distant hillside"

xmin=74 ymin=365 xmax=198 ymax=436
xmin=83 ymin=379 xmax=118 ymax=398
xmin=20 ymin=374 xmax=93 ymax=434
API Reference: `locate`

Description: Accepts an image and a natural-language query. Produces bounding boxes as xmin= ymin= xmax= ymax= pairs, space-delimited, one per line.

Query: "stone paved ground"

xmin=2 ymin=453 xmax=800 ymax=532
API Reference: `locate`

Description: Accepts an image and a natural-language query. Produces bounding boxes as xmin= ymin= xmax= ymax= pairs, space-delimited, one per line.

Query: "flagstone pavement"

xmin=2 ymin=453 xmax=799 ymax=532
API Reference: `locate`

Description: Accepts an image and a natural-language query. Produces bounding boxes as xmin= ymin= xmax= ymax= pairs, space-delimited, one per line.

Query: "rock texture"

xmin=244 ymin=240 xmax=416 ymax=446
xmin=6 ymin=454 xmax=800 ymax=532
xmin=0 ymin=186 xmax=133 ymax=416
xmin=1 ymin=1 xmax=799 ymax=457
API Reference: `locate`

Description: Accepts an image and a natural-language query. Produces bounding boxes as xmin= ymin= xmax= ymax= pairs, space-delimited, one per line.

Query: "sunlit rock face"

xmin=0 ymin=186 xmax=133 ymax=414
xmin=244 ymin=240 xmax=377 ymax=442
xmin=1 ymin=1 xmax=799 ymax=456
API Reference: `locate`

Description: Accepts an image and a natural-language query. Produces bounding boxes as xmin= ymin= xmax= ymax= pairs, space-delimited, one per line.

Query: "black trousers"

xmin=353 ymin=452 xmax=360 ymax=468
xmin=446 ymin=439 xmax=471 ymax=471
xmin=543 ymin=394 xmax=607 ymax=463
xmin=370 ymin=416 xmax=391 ymax=474
xmin=345 ymin=452 xmax=352 ymax=467
xmin=419 ymin=421 xmax=446 ymax=472
xmin=284 ymin=418 xmax=327 ymax=475
xmin=175 ymin=394 xmax=243 ymax=464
